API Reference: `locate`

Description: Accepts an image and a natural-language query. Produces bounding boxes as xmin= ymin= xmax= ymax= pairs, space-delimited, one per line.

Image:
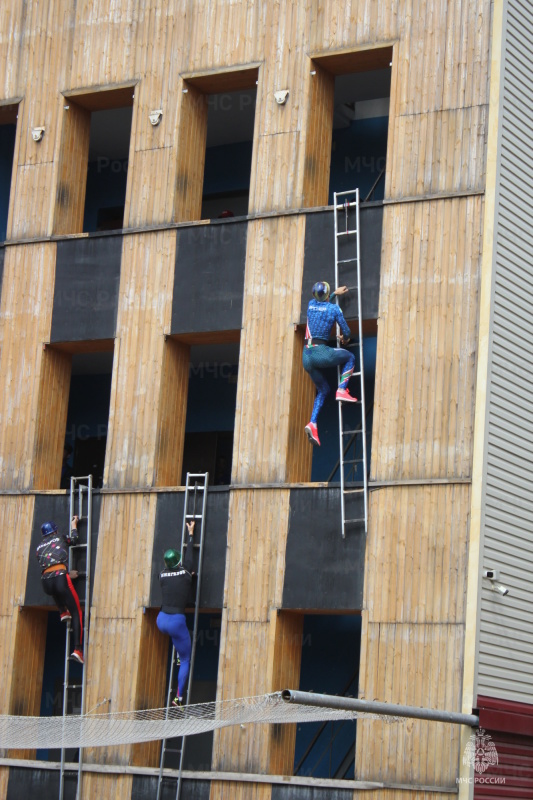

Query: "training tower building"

xmin=0 ymin=0 xmax=532 ymax=798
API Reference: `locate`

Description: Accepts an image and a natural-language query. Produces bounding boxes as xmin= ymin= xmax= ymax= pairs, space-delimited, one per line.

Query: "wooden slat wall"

xmin=301 ymin=63 xmax=335 ymax=209
xmin=0 ymin=244 xmax=56 ymax=490
xmin=8 ymin=0 xmax=76 ymax=239
xmin=211 ymin=490 xmax=301 ymax=786
xmin=33 ymin=347 xmax=72 ymax=489
xmin=371 ymin=198 xmax=483 ymax=481
xmin=232 ymin=215 xmax=306 ymax=485
xmin=53 ymin=100 xmax=91 ymax=235
xmin=0 ymin=496 xmax=40 ymax=764
xmin=104 ymin=230 xmax=178 ymax=489
xmin=172 ymin=85 xmax=208 ymax=223
xmin=82 ymin=492 xmax=162 ymax=789
xmin=125 ymin=2 xmax=192 ymax=227
xmin=357 ymin=485 xmax=470 ymax=784
xmin=154 ymin=338 xmax=190 ymax=488
xmin=286 ymin=329 xmax=314 ymax=483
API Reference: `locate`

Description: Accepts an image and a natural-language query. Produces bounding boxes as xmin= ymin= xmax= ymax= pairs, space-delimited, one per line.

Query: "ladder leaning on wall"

xmin=333 ymin=189 xmax=368 ymax=538
xmin=59 ymin=475 xmax=93 ymax=800
xmin=156 ymin=472 xmax=209 ymax=800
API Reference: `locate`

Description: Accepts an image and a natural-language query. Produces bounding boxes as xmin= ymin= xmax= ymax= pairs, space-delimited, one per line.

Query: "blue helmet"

xmin=41 ymin=521 xmax=58 ymax=537
xmin=312 ymin=281 xmax=330 ymax=301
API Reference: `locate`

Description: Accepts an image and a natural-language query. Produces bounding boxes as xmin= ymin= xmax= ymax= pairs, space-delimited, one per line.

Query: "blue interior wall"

xmin=65 ymin=373 xmax=113 ymax=445
xmin=329 ymin=116 xmax=389 ymax=203
xmin=0 ymin=124 xmax=16 ymax=241
xmin=185 ymin=365 xmax=238 ymax=433
xmin=295 ymin=614 xmax=361 ymax=779
xmin=83 ymin=159 xmax=128 ymax=232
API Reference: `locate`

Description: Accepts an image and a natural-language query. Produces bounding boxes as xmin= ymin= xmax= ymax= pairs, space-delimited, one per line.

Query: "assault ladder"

xmin=59 ymin=475 xmax=93 ymax=800
xmin=156 ymin=472 xmax=209 ymax=800
xmin=333 ymin=189 xmax=368 ymax=537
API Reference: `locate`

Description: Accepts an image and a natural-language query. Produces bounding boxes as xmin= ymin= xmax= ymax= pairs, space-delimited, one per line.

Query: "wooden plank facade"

xmin=0 ymin=1 xmax=523 ymax=800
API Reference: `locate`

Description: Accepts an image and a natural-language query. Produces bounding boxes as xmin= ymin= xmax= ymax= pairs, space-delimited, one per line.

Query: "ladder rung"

xmin=70 ymin=543 xmax=87 ymax=550
xmin=337 ymin=258 xmax=358 ymax=264
xmin=343 ymin=488 xmax=365 ymax=495
xmin=344 ymin=518 xmax=365 ymax=525
xmin=163 ymin=747 xmax=183 ymax=754
xmin=65 ymin=684 xmax=82 ymax=690
xmin=336 ymin=229 xmax=358 ymax=236
xmin=342 ymin=429 xmax=361 ymax=435
xmin=343 ymin=458 xmax=363 ymax=465
xmin=185 ymin=514 xmax=203 ymax=519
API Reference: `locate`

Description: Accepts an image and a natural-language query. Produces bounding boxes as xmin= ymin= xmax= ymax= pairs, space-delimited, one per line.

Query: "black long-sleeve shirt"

xmin=159 ymin=537 xmax=195 ymax=614
xmin=36 ymin=529 xmax=79 ymax=573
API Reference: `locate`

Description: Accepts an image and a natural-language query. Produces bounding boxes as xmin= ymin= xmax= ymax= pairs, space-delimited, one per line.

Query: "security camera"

xmin=483 ymin=568 xmax=499 ymax=580
xmin=491 ymin=582 xmax=510 ymax=597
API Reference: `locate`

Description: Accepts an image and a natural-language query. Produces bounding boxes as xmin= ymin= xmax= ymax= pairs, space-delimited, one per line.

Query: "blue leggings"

xmin=157 ymin=611 xmax=192 ymax=698
xmin=303 ymin=344 xmax=355 ymax=423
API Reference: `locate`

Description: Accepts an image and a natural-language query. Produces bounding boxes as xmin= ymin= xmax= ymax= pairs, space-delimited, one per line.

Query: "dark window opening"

xmin=63 ymin=351 xmax=114 ymax=489
xmin=0 ymin=108 xmax=17 ymax=241
xmin=181 ymin=342 xmax=239 ymax=485
xmin=309 ymin=334 xmax=376 ymax=483
xmin=294 ymin=614 xmax=361 ymax=779
xmin=161 ymin=612 xmax=221 ymax=771
xmin=84 ymin=106 xmax=132 ymax=232
xmin=329 ymin=69 xmax=391 ymax=204
xmin=37 ymin=612 xmax=83 ymax=763
xmin=201 ymin=88 xmax=256 ymax=219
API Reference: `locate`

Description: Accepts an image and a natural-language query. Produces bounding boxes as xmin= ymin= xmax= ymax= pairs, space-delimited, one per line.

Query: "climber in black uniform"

xmin=36 ymin=515 xmax=84 ymax=664
xmin=156 ymin=521 xmax=196 ymax=706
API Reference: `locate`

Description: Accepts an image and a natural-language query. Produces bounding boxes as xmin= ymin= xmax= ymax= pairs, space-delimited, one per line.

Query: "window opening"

xmin=63 ymin=351 xmax=114 ymax=488
xmin=329 ymin=69 xmax=391 ymax=204
xmin=201 ymin=88 xmax=256 ymax=219
xmin=181 ymin=342 xmax=239 ymax=485
xmin=37 ymin=611 xmax=83 ymax=763
xmin=84 ymin=106 xmax=133 ymax=232
xmin=294 ymin=614 xmax=361 ymax=779
xmin=0 ymin=104 xmax=17 ymax=241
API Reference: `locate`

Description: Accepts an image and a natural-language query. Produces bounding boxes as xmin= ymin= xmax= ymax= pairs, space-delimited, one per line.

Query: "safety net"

xmin=0 ymin=692 xmax=401 ymax=750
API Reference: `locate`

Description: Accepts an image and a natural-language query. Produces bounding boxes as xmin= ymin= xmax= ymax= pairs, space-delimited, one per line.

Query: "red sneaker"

xmin=304 ymin=422 xmax=320 ymax=446
xmin=60 ymin=611 xmax=72 ymax=623
xmin=336 ymin=388 xmax=358 ymax=403
xmin=70 ymin=650 xmax=84 ymax=664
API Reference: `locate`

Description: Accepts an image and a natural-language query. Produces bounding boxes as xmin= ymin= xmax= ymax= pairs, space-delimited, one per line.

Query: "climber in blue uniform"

xmin=303 ymin=281 xmax=357 ymax=446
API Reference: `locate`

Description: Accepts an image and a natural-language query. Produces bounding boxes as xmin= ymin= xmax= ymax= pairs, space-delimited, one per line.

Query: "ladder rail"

xmin=156 ymin=473 xmax=209 ymax=800
xmin=176 ymin=474 xmax=209 ymax=800
xmin=60 ymin=475 xmax=92 ymax=800
xmin=333 ymin=190 xmax=368 ymax=537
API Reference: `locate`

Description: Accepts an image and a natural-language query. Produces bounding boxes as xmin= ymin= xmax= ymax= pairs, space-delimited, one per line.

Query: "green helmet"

xmin=164 ymin=549 xmax=181 ymax=569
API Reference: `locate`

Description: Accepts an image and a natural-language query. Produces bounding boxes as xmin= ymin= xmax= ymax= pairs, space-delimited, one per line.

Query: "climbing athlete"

xmin=303 ymin=281 xmax=357 ymax=446
xmin=156 ymin=521 xmax=196 ymax=707
xmin=36 ymin=515 xmax=84 ymax=664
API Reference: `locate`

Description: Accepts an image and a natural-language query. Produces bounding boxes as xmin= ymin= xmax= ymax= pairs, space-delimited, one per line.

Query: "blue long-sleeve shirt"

xmin=305 ymin=298 xmax=351 ymax=341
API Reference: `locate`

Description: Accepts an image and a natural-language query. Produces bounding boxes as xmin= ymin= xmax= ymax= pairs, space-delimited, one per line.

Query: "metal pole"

xmin=281 ymin=689 xmax=479 ymax=728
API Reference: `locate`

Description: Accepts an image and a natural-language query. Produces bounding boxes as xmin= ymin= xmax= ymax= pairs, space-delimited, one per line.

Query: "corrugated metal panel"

xmin=474 ymin=697 xmax=533 ymax=799
xmin=477 ymin=0 xmax=533 ymax=703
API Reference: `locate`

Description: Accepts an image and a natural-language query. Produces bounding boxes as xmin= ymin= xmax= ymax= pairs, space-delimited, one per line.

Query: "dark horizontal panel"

xmin=150 ymin=489 xmax=228 ymax=610
xmin=25 ymin=493 xmax=101 ymax=610
xmin=300 ymin=206 xmax=383 ymax=324
xmin=171 ymin=222 xmax=247 ymax=335
xmin=272 ymin=784 xmax=354 ymax=800
xmin=283 ymin=487 xmax=365 ymax=610
xmin=51 ymin=236 xmax=122 ymax=343
xmin=7 ymin=767 xmax=77 ymax=800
